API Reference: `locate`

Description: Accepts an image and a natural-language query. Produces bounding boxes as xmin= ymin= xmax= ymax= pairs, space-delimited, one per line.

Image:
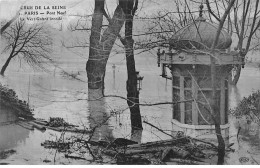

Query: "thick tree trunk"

xmin=1 ymin=55 xmax=12 ymax=76
xmin=124 ymin=0 xmax=143 ymax=130
xmin=86 ymin=0 xmax=105 ymax=94
xmin=210 ymin=57 xmax=225 ymax=165
xmin=231 ymin=65 xmax=242 ymax=85
xmin=131 ymin=129 xmax=142 ymax=143
xmin=207 ymin=0 xmax=236 ymax=163
xmin=86 ymin=0 xmax=126 ymax=98
xmin=88 ymin=89 xmax=113 ymax=141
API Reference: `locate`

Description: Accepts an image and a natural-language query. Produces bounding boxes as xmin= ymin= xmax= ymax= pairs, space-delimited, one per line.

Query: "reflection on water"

xmin=0 ymin=124 xmax=30 ymax=151
xmin=130 ymin=129 xmax=143 ymax=144
xmin=0 ymin=110 xmax=30 ymax=152
xmin=87 ymin=89 xmax=113 ymax=141
xmin=0 ymin=52 xmax=259 ymax=164
xmin=0 ymin=105 xmax=18 ymax=124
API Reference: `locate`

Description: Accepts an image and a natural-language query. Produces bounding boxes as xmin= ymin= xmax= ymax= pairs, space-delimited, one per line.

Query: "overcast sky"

xmin=0 ymin=0 xmax=181 ymax=31
xmin=1 ymin=0 xmax=255 ymax=29
xmin=0 ymin=0 xmax=192 ymax=20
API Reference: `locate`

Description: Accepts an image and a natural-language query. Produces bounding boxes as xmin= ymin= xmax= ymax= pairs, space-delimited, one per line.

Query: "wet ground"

xmin=0 ymin=52 xmax=260 ymax=164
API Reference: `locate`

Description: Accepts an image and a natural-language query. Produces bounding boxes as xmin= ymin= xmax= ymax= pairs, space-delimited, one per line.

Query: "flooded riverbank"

xmin=0 ymin=53 xmax=260 ymax=164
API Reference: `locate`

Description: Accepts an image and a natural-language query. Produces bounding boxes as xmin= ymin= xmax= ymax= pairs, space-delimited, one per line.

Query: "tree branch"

xmin=206 ymin=0 xmax=221 ymax=22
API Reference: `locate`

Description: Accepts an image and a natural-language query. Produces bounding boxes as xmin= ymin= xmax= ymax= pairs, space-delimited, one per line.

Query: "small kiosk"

xmin=157 ymin=7 xmax=243 ymax=142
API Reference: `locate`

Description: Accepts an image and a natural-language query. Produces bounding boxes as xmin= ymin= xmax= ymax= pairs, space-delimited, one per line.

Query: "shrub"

xmin=230 ymin=90 xmax=260 ymax=119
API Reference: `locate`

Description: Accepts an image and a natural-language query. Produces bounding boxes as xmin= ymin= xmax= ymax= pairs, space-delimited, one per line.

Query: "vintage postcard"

xmin=0 ymin=0 xmax=260 ymax=165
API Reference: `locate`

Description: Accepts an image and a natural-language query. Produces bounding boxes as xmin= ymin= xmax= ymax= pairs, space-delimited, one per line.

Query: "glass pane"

xmin=225 ymin=78 xmax=229 ymax=88
xmin=197 ymin=76 xmax=211 ymax=88
xmin=197 ymin=90 xmax=211 ymax=104
xmin=173 ymin=88 xmax=180 ymax=101
xmin=184 ymin=90 xmax=192 ymax=124
xmin=197 ymin=90 xmax=213 ymax=125
xmin=173 ymin=88 xmax=180 ymax=121
xmin=198 ymin=103 xmax=214 ymax=125
xmin=184 ymin=77 xmax=192 ymax=88
xmin=225 ymin=89 xmax=228 ymax=124
xmin=172 ymin=76 xmax=180 ymax=87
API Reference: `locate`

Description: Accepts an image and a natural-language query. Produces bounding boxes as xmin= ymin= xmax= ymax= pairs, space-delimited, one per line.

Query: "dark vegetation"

xmin=230 ymin=90 xmax=260 ymax=123
xmin=0 ymin=149 xmax=16 ymax=160
xmin=1 ymin=20 xmax=53 ymax=76
xmin=0 ymin=83 xmax=33 ymax=120
xmin=1 ymin=0 xmax=260 ymax=165
xmin=48 ymin=117 xmax=71 ymax=127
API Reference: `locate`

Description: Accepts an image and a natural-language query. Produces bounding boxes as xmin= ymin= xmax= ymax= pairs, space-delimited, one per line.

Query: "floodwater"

xmin=0 ymin=52 xmax=260 ymax=164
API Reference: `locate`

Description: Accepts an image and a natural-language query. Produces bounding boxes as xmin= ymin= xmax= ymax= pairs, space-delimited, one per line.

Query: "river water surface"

xmin=0 ymin=52 xmax=260 ymax=164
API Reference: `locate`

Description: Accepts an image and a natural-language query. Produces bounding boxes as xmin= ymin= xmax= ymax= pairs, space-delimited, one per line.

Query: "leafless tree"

xmin=1 ymin=19 xmax=53 ymax=76
xmin=206 ymin=0 xmax=260 ymax=85
xmin=230 ymin=0 xmax=260 ymax=85
xmin=65 ymin=1 xmax=243 ymax=164
xmin=138 ymin=0 xmax=236 ymax=164
xmin=120 ymin=0 xmax=143 ymax=130
xmin=205 ymin=0 xmax=236 ymax=164
xmin=133 ymin=0 xmax=203 ymax=54
xmin=86 ymin=0 xmax=127 ymax=95
xmin=66 ymin=0 xmax=143 ymax=130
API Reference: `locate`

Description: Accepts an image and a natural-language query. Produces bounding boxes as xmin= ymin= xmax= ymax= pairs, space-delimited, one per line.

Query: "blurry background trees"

xmin=1 ymin=20 xmax=53 ymax=76
xmin=230 ymin=0 xmax=260 ymax=85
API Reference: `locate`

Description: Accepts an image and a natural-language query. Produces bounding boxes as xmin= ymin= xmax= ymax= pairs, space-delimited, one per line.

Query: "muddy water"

xmin=0 ymin=53 xmax=172 ymax=164
xmin=0 ymin=53 xmax=260 ymax=164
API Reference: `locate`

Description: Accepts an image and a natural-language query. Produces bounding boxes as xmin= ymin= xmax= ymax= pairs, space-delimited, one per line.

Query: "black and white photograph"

xmin=0 ymin=0 xmax=260 ymax=165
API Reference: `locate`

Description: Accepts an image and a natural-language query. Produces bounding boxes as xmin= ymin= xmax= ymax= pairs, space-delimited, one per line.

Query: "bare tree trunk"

xmin=124 ymin=0 xmax=143 ymax=130
xmin=207 ymin=0 xmax=236 ymax=164
xmin=231 ymin=0 xmax=260 ymax=85
xmin=86 ymin=0 xmax=126 ymax=99
xmin=86 ymin=0 xmax=142 ymax=131
xmin=210 ymin=58 xmax=225 ymax=164
xmin=0 ymin=55 xmax=12 ymax=76
xmin=86 ymin=0 xmax=105 ymax=95
xmin=231 ymin=65 xmax=241 ymax=85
